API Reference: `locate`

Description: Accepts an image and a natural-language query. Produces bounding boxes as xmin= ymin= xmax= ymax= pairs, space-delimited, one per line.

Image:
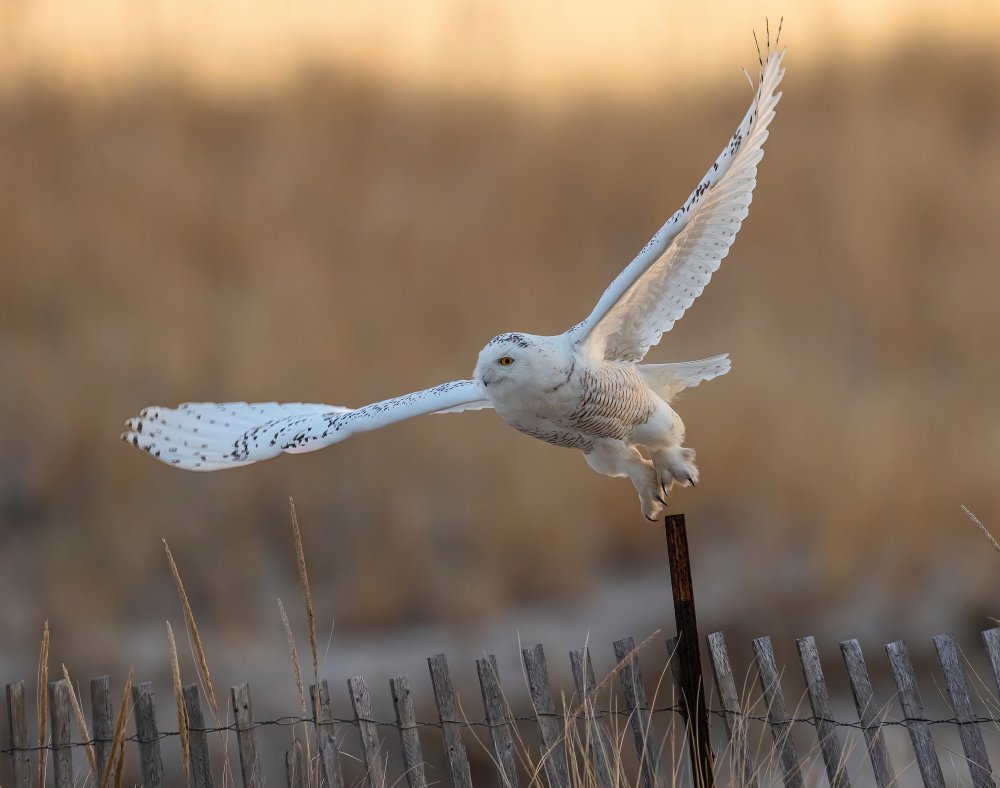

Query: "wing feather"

xmin=573 ymin=44 xmax=785 ymax=362
xmin=122 ymin=380 xmax=490 ymax=471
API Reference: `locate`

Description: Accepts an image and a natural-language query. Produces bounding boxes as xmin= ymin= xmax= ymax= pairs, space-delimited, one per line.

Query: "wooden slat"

xmin=613 ymin=637 xmax=660 ymax=788
xmin=390 ymin=675 xmax=428 ymax=788
xmin=752 ymin=636 xmax=803 ymax=788
xmin=428 ymin=653 xmax=474 ymax=788
xmin=522 ymin=643 xmax=570 ymax=788
xmin=476 ymin=655 xmax=519 ymax=788
xmin=347 ymin=675 xmax=386 ymax=788
xmin=183 ymin=684 xmax=215 ymax=788
xmin=839 ymin=639 xmax=894 ymax=787
xmin=7 ymin=681 xmax=31 ymax=788
xmin=232 ymin=683 xmax=263 ymax=788
xmin=310 ymin=681 xmax=345 ymax=788
xmin=132 ymin=681 xmax=164 ymax=788
xmin=570 ymin=647 xmax=616 ymax=788
xmin=706 ymin=632 xmax=758 ymax=787
xmin=286 ymin=738 xmax=307 ymax=788
xmin=91 ymin=676 xmax=114 ymax=782
xmin=49 ymin=679 xmax=73 ymax=788
xmin=981 ymin=628 xmax=1000 ymax=703
xmin=797 ymin=636 xmax=851 ymax=788
xmin=933 ymin=634 xmax=995 ymax=788
xmin=885 ymin=640 xmax=945 ymax=788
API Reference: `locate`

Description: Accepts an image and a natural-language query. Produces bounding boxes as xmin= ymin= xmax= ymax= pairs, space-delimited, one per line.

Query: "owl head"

xmin=474 ymin=333 xmax=573 ymax=393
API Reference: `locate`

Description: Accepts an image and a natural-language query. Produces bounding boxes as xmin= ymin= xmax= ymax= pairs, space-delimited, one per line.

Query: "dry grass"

xmin=99 ymin=670 xmax=133 ymax=788
xmin=163 ymin=539 xmax=219 ymax=717
xmin=35 ymin=621 xmax=48 ymax=788
xmin=167 ymin=621 xmax=191 ymax=787
xmin=289 ymin=498 xmax=319 ymax=685
xmin=12 ymin=504 xmax=995 ymax=784
xmin=963 ymin=506 xmax=1000 ymax=555
xmin=60 ymin=663 xmax=98 ymax=778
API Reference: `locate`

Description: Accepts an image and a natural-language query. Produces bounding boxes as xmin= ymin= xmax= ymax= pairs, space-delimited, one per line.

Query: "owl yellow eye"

xmin=498 ymin=356 xmax=515 ymax=366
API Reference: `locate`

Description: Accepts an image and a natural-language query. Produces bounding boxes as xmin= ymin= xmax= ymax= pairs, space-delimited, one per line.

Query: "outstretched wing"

xmin=122 ymin=380 xmax=491 ymax=471
xmin=572 ymin=43 xmax=785 ymax=363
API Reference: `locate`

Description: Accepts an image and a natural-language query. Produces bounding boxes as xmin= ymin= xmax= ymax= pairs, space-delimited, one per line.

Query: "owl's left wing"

xmin=122 ymin=380 xmax=491 ymax=471
xmin=571 ymin=42 xmax=785 ymax=363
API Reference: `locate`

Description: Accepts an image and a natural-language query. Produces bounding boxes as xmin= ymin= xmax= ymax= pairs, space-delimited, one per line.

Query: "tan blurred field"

xmin=1 ymin=1 xmax=999 ymax=686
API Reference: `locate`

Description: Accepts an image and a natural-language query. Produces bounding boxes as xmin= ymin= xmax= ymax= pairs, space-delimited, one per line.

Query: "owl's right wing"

xmin=571 ymin=39 xmax=784 ymax=363
xmin=122 ymin=380 xmax=492 ymax=470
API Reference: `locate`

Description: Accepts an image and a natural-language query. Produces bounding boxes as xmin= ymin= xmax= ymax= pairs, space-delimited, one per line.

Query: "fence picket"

xmin=348 ymin=675 xmax=386 ymax=788
xmin=91 ymin=676 xmax=114 ymax=782
xmin=131 ymin=681 xmax=164 ymax=788
xmin=310 ymin=681 xmax=345 ymax=788
xmin=390 ymin=675 xmax=428 ymax=788
xmin=183 ymin=684 xmax=215 ymax=788
xmin=476 ymin=655 xmax=519 ymax=788
xmin=522 ymin=643 xmax=570 ymax=788
xmin=570 ymin=647 xmax=616 ymax=788
xmin=11 ymin=629 xmax=1000 ymax=788
xmin=49 ymin=679 xmax=73 ymax=788
xmin=839 ymin=639 xmax=894 ymax=787
xmin=752 ymin=636 xmax=803 ymax=788
xmin=932 ymin=634 xmax=995 ymax=788
xmin=429 ymin=653 xmax=474 ymax=788
xmin=232 ymin=683 xmax=263 ymax=788
xmin=286 ymin=738 xmax=307 ymax=788
xmin=706 ymin=632 xmax=758 ymax=787
xmin=885 ymin=640 xmax=945 ymax=788
xmin=796 ymin=636 xmax=851 ymax=788
xmin=7 ymin=681 xmax=31 ymax=788
xmin=982 ymin=628 xmax=1000 ymax=703
xmin=613 ymin=637 xmax=660 ymax=788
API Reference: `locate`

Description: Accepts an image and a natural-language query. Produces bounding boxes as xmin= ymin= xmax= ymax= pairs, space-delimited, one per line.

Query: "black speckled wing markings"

xmin=572 ymin=44 xmax=785 ymax=363
xmin=122 ymin=380 xmax=491 ymax=470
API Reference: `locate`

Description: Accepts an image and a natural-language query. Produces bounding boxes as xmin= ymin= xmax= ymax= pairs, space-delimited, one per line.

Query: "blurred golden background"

xmin=1 ymin=0 xmax=999 ymax=720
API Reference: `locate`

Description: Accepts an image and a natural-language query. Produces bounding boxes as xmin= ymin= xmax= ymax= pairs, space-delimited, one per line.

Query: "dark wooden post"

xmin=232 ymin=683 xmax=263 ymax=788
xmin=91 ymin=676 xmax=114 ymax=782
xmin=49 ymin=679 xmax=73 ymax=788
xmin=132 ymin=681 xmax=165 ymax=788
xmin=183 ymin=683 xmax=215 ymax=788
xmin=7 ymin=681 xmax=31 ymax=787
xmin=664 ymin=513 xmax=715 ymax=787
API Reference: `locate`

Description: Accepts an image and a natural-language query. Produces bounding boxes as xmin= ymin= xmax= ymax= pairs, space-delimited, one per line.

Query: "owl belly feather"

xmin=500 ymin=363 xmax=656 ymax=452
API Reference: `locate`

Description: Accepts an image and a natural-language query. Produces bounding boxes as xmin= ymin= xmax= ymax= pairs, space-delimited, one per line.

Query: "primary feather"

xmin=574 ymin=45 xmax=784 ymax=362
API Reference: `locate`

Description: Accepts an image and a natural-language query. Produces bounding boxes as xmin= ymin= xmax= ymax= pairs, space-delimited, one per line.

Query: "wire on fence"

xmin=4 ymin=703 xmax=1000 ymax=755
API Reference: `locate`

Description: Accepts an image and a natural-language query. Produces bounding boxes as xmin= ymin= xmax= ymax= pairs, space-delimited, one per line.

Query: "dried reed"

xmin=167 ymin=621 xmax=191 ymax=786
xmin=289 ymin=498 xmax=319 ymax=683
xmin=100 ymin=669 xmax=133 ymax=788
xmin=60 ymin=663 xmax=97 ymax=777
xmin=962 ymin=505 xmax=1000 ymax=554
xmin=37 ymin=621 xmax=49 ymax=788
xmin=163 ymin=538 xmax=218 ymax=715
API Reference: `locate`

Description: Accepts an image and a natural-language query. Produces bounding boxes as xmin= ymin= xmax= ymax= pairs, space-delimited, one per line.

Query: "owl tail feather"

xmin=638 ymin=353 xmax=731 ymax=401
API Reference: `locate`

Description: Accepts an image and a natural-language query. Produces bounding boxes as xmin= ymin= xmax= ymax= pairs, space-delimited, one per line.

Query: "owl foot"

xmin=654 ymin=446 xmax=699 ymax=490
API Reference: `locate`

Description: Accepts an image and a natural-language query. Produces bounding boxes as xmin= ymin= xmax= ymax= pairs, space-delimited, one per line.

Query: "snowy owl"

xmin=123 ymin=41 xmax=785 ymax=521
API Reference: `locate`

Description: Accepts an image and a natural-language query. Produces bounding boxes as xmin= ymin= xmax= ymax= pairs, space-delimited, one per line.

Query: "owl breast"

xmin=501 ymin=362 xmax=655 ymax=451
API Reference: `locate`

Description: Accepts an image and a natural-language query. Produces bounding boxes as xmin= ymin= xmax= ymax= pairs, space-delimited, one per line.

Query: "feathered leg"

xmin=585 ymin=440 xmax=667 ymax=521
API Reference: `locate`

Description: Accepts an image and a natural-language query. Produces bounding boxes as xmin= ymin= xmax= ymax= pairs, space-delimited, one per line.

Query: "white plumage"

xmin=123 ymin=40 xmax=785 ymax=519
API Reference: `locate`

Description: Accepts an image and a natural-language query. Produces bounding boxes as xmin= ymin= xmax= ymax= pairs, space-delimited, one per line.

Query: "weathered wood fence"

xmin=5 ymin=627 xmax=1000 ymax=787
xmin=5 ymin=514 xmax=1000 ymax=787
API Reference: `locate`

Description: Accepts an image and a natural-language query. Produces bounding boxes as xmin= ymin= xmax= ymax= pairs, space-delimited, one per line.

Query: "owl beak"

xmin=480 ymin=367 xmax=499 ymax=387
